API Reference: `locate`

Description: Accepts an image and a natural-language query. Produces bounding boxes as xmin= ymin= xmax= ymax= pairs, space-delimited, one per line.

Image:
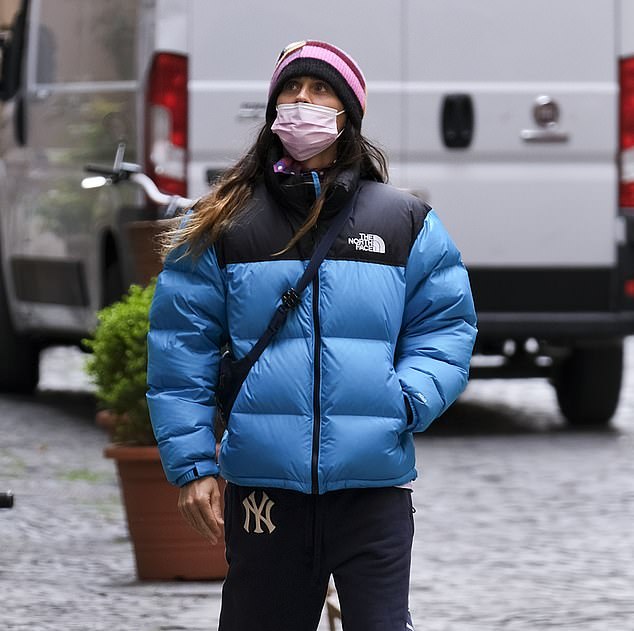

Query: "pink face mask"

xmin=271 ymin=103 xmax=345 ymax=162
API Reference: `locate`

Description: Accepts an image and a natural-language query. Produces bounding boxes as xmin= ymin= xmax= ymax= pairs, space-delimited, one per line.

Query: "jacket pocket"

xmin=403 ymin=393 xmax=414 ymax=426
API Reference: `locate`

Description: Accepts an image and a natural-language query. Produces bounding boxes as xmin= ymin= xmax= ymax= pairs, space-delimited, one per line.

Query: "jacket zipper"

xmin=311 ymin=273 xmax=321 ymax=494
xmin=310 ymin=175 xmax=322 ymax=495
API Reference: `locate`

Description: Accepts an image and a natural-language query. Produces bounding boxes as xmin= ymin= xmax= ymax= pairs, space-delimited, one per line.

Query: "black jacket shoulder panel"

xmin=214 ymin=181 xmax=431 ymax=269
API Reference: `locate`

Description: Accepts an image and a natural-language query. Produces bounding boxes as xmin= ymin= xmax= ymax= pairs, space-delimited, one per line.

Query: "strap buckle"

xmin=281 ymin=288 xmax=301 ymax=311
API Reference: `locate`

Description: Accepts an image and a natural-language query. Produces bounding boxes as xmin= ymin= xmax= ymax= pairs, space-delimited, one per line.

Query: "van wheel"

xmin=553 ymin=342 xmax=623 ymax=427
xmin=0 ymin=271 xmax=40 ymax=393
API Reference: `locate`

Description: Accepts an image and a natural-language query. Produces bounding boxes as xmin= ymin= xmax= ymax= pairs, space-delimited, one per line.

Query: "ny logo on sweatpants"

xmin=242 ymin=491 xmax=276 ymax=534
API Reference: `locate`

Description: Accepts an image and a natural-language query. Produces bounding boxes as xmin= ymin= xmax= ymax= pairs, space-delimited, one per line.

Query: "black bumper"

xmin=476 ymin=311 xmax=634 ymax=342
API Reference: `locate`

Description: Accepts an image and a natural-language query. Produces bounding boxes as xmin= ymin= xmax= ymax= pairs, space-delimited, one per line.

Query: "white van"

xmin=1 ymin=0 xmax=633 ymax=426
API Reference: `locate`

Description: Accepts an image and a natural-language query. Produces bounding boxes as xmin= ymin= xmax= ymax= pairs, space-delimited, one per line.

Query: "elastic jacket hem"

xmin=219 ymin=469 xmax=419 ymax=495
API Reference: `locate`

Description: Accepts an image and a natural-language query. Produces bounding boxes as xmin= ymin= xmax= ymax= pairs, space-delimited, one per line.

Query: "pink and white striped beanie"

xmin=266 ymin=40 xmax=367 ymax=130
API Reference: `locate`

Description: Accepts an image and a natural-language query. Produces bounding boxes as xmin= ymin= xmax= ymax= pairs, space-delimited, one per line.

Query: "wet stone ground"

xmin=1 ymin=341 xmax=633 ymax=630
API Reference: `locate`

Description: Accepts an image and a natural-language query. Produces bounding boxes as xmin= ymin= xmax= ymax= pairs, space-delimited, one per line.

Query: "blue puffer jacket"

xmin=147 ymin=170 xmax=477 ymax=493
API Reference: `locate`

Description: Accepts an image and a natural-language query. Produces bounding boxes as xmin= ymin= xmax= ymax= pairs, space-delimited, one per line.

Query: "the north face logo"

xmin=242 ymin=491 xmax=276 ymax=534
xmin=348 ymin=232 xmax=386 ymax=253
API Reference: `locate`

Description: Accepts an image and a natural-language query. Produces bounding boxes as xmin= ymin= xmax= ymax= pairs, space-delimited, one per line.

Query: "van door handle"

xmin=520 ymin=128 xmax=570 ymax=143
xmin=441 ymin=94 xmax=474 ymax=149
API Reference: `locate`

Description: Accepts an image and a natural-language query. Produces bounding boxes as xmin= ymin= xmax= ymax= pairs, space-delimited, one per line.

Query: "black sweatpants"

xmin=218 ymin=483 xmax=415 ymax=631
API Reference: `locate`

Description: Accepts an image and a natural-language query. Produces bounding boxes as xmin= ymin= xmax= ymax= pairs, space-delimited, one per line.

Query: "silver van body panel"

xmin=186 ymin=0 xmax=402 ymax=198
xmin=402 ymin=0 xmax=618 ymax=267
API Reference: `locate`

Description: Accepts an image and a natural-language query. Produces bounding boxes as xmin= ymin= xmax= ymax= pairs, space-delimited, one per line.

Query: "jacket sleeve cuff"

xmin=175 ymin=460 xmax=220 ymax=487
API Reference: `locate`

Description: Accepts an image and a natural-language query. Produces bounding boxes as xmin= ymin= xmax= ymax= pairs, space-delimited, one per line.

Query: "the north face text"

xmin=348 ymin=232 xmax=386 ymax=253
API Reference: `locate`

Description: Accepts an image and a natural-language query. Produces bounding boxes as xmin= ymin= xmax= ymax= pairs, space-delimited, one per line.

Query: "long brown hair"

xmin=162 ymin=123 xmax=388 ymax=260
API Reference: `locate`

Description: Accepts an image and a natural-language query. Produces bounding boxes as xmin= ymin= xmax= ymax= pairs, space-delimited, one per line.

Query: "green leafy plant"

xmin=84 ymin=280 xmax=156 ymax=445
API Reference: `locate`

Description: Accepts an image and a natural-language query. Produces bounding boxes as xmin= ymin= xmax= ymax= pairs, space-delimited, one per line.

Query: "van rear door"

xmin=402 ymin=0 xmax=618 ymax=314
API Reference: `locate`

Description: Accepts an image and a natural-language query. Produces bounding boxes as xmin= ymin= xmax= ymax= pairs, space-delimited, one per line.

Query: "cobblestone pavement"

xmin=1 ymin=341 xmax=633 ymax=630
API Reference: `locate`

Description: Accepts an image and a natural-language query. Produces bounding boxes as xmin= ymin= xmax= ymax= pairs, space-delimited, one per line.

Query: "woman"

xmin=147 ymin=40 xmax=477 ymax=631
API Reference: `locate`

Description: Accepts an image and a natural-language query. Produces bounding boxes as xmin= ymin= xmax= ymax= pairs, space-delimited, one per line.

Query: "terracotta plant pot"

xmin=105 ymin=444 xmax=228 ymax=581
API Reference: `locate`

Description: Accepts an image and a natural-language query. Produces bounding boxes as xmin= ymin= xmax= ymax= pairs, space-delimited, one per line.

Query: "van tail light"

xmin=145 ymin=53 xmax=188 ymax=198
xmin=620 ymin=56 xmax=634 ymax=210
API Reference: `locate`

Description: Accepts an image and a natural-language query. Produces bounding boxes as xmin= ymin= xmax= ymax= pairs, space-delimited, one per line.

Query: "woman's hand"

xmin=178 ymin=476 xmax=224 ymax=545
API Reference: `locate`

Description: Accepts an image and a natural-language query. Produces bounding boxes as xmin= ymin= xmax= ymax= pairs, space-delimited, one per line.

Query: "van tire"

xmin=0 ymin=271 xmax=40 ymax=393
xmin=553 ymin=342 xmax=623 ymax=426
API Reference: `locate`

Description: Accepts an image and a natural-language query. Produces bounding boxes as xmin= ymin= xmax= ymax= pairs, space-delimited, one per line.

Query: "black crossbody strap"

xmin=244 ymin=187 xmax=360 ymax=366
